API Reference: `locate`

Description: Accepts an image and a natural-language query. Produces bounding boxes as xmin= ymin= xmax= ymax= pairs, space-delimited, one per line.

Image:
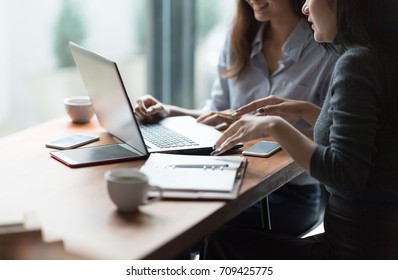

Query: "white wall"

xmin=6 ymin=0 xmax=61 ymax=130
xmin=0 ymin=0 xmax=10 ymax=125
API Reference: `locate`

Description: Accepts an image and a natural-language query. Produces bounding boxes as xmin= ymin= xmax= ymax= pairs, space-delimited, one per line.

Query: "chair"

xmin=260 ymin=183 xmax=330 ymax=237
xmin=299 ymin=184 xmax=329 ymax=237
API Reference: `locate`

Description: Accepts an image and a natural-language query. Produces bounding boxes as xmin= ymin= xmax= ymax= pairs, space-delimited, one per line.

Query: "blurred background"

xmin=0 ymin=0 xmax=235 ymax=137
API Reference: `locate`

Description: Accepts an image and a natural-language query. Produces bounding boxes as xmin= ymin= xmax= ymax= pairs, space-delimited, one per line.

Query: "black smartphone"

xmin=242 ymin=140 xmax=281 ymax=157
xmin=45 ymin=133 xmax=100 ymax=150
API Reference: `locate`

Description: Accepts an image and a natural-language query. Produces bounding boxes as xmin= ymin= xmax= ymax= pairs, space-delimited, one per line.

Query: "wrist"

xmin=301 ymin=102 xmax=320 ymax=127
xmin=266 ymin=116 xmax=284 ymax=137
xmin=164 ymin=104 xmax=177 ymax=117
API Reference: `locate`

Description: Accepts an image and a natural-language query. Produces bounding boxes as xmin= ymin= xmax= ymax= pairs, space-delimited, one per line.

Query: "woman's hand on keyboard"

xmin=134 ymin=95 xmax=171 ymax=123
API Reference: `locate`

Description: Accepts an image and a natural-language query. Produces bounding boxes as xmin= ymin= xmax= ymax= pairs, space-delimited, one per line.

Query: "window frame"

xmin=147 ymin=0 xmax=196 ymax=108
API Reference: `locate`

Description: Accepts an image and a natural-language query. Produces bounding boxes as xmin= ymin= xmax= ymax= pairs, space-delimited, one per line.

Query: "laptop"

xmin=67 ymin=42 xmax=224 ymax=158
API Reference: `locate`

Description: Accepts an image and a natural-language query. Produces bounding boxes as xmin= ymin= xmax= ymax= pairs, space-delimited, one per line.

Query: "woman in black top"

xmin=207 ymin=0 xmax=398 ymax=259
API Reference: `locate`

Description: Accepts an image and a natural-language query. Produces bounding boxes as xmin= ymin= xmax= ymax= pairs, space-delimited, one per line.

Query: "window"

xmin=0 ymin=0 xmax=235 ymax=137
xmin=194 ymin=0 xmax=235 ymax=108
xmin=147 ymin=0 xmax=235 ymax=109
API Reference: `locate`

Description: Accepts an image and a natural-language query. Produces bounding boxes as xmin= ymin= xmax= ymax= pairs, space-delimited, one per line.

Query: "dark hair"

xmin=334 ymin=0 xmax=398 ymax=51
xmin=291 ymin=0 xmax=307 ymax=17
xmin=224 ymin=0 xmax=306 ymax=79
xmin=334 ymin=0 xmax=398 ymax=129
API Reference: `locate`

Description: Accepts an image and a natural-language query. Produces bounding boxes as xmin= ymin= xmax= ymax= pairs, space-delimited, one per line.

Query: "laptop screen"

xmin=69 ymin=42 xmax=148 ymax=156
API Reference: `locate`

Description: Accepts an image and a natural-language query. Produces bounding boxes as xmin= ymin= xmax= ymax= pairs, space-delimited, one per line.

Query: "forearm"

xmin=166 ymin=105 xmax=204 ymax=118
xmin=300 ymin=101 xmax=321 ymax=127
xmin=268 ymin=117 xmax=317 ymax=172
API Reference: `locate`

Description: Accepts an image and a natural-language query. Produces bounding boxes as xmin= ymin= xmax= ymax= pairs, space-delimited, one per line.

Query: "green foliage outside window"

xmin=195 ymin=0 xmax=222 ymax=43
xmin=53 ymin=0 xmax=87 ymax=67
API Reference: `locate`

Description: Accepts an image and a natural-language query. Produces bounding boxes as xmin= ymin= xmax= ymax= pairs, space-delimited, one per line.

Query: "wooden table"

xmin=0 ymin=117 xmax=303 ymax=259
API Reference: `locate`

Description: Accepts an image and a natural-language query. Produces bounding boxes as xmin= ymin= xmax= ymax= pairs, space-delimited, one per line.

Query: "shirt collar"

xmin=251 ymin=18 xmax=313 ymax=63
xmin=282 ymin=18 xmax=312 ymax=63
xmin=251 ymin=23 xmax=265 ymax=57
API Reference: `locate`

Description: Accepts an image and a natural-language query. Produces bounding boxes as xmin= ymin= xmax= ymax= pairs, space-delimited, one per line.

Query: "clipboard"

xmin=142 ymin=153 xmax=247 ymax=200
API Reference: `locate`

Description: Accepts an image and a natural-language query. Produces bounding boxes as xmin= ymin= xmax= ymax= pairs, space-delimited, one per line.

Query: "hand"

xmin=134 ymin=95 xmax=171 ymax=123
xmin=213 ymin=115 xmax=281 ymax=155
xmin=196 ymin=109 xmax=237 ymax=131
xmin=232 ymin=95 xmax=309 ymax=122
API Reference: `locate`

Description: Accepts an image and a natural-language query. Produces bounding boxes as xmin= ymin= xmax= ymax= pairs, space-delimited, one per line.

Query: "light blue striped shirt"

xmin=204 ymin=18 xmax=337 ymax=113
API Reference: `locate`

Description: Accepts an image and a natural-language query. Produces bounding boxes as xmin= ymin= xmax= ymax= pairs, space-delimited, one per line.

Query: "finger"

xmin=254 ymin=104 xmax=284 ymax=116
xmin=215 ymin=122 xmax=229 ymax=131
xmin=147 ymin=104 xmax=164 ymax=115
xmin=232 ymin=104 xmax=256 ymax=118
xmin=135 ymin=110 xmax=155 ymax=123
xmin=212 ymin=121 xmax=240 ymax=150
xmin=232 ymin=100 xmax=266 ymax=118
xmin=196 ymin=112 xmax=213 ymax=123
xmin=134 ymin=110 xmax=144 ymax=121
xmin=212 ymin=131 xmax=243 ymax=156
xmin=134 ymin=104 xmax=146 ymax=119
xmin=234 ymin=96 xmax=285 ymax=118
xmin=263 ymin=104 xmax=284 ymax=114
xmin=135 ymin=98 xmax=145 ymax=108
xmin=213 ymin=129 xmax=234 ymax=150
xmin=201 ymin=114 xmax=232 ymax=126
xmin=135 ymin=99 xmax=151 ymax=115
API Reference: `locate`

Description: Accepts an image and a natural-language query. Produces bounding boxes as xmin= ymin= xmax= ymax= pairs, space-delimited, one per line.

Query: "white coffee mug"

xmin=105 ymin=168 xmax=162 ymax=212
xmin=64 ymin=96 xmax=94 ymax=124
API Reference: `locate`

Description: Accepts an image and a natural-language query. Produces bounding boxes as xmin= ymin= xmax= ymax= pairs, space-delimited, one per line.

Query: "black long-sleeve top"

xmin=311 ymin=47 xmax=398 ymax=202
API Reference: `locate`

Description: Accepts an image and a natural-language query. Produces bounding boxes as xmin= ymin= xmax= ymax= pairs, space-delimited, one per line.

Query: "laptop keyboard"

xmin=139 ymin=123 xmax=199 ymax=148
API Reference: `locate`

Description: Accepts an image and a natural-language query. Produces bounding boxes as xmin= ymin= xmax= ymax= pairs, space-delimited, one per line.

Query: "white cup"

xmin=105 ymin=168 xmax=162 ymax=212
xmin=64 ymin=96 xmax=94 ymax=124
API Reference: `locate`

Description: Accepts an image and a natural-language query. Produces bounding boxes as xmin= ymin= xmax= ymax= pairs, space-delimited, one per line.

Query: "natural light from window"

xmin=0 ymin=0 xmax=235 ymax=137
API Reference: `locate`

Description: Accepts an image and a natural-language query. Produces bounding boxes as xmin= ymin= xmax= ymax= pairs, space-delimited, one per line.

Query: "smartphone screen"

xmin=242 ymin=141 xmax=281 ymax=157
xmin=45 ymin=133 xmax=100 ymax=150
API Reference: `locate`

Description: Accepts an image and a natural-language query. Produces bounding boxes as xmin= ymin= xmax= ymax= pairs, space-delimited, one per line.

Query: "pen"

xmin=168 ymin=164 xmax=229 ymax=169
